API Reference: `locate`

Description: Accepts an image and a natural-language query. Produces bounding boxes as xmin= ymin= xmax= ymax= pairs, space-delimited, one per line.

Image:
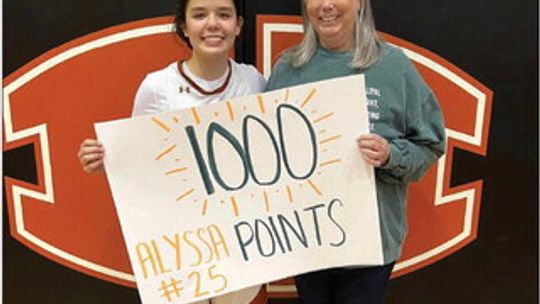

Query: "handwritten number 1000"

xmin=186 ymin=104 xmax=318 ymax=195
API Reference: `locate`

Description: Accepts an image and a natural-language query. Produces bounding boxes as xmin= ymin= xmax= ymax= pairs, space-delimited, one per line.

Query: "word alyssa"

xmin=135 ymin=224 xmax=229 ymax=279
xmin=186 ymin=103 xmax=318 ymax=195
xmin=234 ymin=199 xmax=347 ymax=261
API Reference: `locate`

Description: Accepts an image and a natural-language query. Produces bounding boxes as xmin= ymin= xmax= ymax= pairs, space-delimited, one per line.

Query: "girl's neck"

xmin=186 ymin=54 xmax=229 ymax=81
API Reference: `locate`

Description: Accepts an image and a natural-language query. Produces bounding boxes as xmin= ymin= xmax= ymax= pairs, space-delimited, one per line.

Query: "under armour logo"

xmin=179 ymin=86 xmax=191 ymax=94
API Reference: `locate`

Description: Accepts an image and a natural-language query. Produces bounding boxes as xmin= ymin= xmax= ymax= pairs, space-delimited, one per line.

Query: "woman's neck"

xmin=186 ymin=54 xmax=229 ymax=81
xmin=319 ymin=30 xmax=354 ymax=52
xmin=320 ymin=37 xmax=353 ymax=52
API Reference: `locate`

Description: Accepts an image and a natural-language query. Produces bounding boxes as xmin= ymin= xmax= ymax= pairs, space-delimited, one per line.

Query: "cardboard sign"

xmin=95 ymin=75 xmax=383 ymax=304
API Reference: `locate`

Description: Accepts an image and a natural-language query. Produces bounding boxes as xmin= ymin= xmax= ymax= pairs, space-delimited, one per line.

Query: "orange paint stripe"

xmin=313 ymin=112 xmax=334 ymax=124
xmin=286 ymin=185 xmax=294 ymax=203
xmin=176 ymin=188 xmax=195 ymax=201
xmin=202 ymin=199 xmax=208 ymax=216
xmin=300 ymin=88 xmax=317 ymax=108
xmin=319 ymin=135 xmax=341 ymax=145
xmin=226 ymin=101 xmax=235 ymax=121
xmin=191 ymin=108 xmax=201 ymax=125
xmin=307 ymin=179 xmax=322 ymax=196
xmin=155 ymin=144 xmax=177 ymax=160
xmin=319 ymin=158 xmax=342 ymax=167
xmin=263 ymin=191 xmax=270 ymax=212
xmin=165 ymin=167 xmax=188 ymax=175
xmin=230 ymin=196 xmax=240 ymax=217
xmin=257 ymin=95 xmax=266 ymax=114
xmin=151 ymin=117 xmax=171 ymax=132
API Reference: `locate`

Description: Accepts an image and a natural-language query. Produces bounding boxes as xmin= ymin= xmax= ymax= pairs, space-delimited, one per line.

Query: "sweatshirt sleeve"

xmin=250 ymin=66 xmax=267 ymax=93
xmin=131 ymin=74 xmax=160 ymax=117
xmin=265 ymin=58 xmax=288 ymax=92
xmin=377 ymin=61 xmax=446 ymax=184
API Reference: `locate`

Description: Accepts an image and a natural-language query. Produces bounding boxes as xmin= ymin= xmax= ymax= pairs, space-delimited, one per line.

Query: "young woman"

xmin=78 ymin=0 xmax=265 ymax=303
xmin=266 ymin=0 xmax=446 ymax=303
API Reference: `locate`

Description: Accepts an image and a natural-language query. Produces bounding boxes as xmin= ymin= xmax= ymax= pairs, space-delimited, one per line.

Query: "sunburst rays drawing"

xmin=150 ymin=86 xmax=343 ymax=217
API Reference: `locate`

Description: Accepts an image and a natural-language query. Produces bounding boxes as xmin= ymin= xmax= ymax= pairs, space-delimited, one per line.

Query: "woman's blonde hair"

xmin=287 ymin=0 xmax=382 ymax=69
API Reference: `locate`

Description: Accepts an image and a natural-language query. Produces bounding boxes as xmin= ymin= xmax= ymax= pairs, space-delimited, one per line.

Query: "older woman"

xmin=266 ymin=0 xmax=446 ymax=303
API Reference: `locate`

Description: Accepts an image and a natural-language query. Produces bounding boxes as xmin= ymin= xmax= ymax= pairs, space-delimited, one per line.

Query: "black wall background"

xmin=3 ymin=0 xmax=538 ymax=303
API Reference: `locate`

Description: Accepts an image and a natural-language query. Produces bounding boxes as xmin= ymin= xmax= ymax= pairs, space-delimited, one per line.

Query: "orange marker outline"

xmin=307 ymin=179 xmax=322 ymax=196
xmin=226 ymin=101 xmax=235 ymax=121
xmin=313 ymin=112 xmax=334 ymax=124
xmin=176 ymin=188 xmax=195 ymax=201
xmin=286 ymin=185 xmax=294 ymax=203
xmin=191 ymin=108 xmax=201 ymax=125
xmin=300 ymin=88 xmax=317 ymax=108
xmin=319 ymin=158 xmax=342 ymax=167
xmin=165 ymin=167 xmax=188 ymax=175
xmin=155 ymin=144 xmax=177 ymax=160
xmin=151 ymin=117 xmax=171 ymax=133
xmin=257 ymin=95 xmax=266 ymax=114
xmin=319 ymin=135 xmax=342 ymax=145
xmin=230 ymin=196 xmax=239 ymax=217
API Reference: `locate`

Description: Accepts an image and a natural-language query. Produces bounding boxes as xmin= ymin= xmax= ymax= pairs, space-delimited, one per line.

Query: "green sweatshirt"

xmin=265 ymin=44 xmax=446 ymax=264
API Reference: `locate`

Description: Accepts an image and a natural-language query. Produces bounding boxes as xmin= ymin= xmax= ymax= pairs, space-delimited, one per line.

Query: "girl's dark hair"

xmin=174 ymin=0 xmax=243 ymax=48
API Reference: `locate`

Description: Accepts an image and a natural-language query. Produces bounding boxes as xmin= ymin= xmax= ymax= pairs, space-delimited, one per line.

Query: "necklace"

xmin=178 ymin=60 xmax=232 ymax=95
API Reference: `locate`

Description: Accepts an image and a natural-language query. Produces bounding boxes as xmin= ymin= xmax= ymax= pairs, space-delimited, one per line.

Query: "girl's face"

xmin=183 ymin=0 xmax=243 ymax=58
xmin=305 ymin=0 xmax=360 ymax=50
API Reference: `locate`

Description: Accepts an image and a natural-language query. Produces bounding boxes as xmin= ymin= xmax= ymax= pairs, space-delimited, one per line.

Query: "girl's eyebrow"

xmin=189 ymin=7 xmax=206 ymax=12
xmin=189 ymin=6 xmax=234 ymax=12
xmin=216 ymin=7 xmax=235 ymax=12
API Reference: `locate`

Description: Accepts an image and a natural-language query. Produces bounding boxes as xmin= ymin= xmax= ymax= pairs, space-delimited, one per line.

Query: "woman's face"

xmin=305 ymin=0 xmax=360 ymax=50
xmin=183 ymin=0 xmax=243 ymax=58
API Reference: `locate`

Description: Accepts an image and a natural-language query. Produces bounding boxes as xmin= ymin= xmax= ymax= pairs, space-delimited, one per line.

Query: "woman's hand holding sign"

xmin=356 ymin=134 xmax=390 ymax=168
